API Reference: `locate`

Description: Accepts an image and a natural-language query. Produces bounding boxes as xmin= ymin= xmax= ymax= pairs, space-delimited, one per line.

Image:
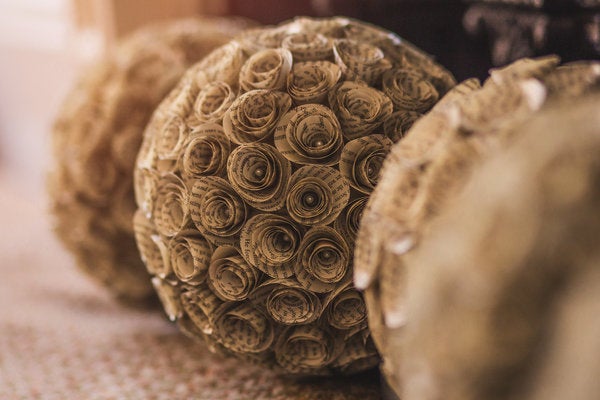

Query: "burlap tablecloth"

xmin=0 ymin=177 xmax=380 ymax=400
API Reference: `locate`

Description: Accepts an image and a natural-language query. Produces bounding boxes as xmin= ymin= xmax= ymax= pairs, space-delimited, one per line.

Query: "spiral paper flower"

xmin=190 ymin=176 xmax=247 ymax=247
xmin=287 ymin=61 xmax=342 ymax=104
xmin=274 ymin=104 xmax=344 ymax=165
xmin=180 ymin=124 xmax=231 ymax=179
xmin=328 ymin=81 xmax=394 ymax=140
xmin=339 ymin=135 xmax=393 ymax=194
xmin=208 ymin=246 xmax=261 ymax=301
xmin=48 ymin=18 xmax=254 ymax=303
xmin=294 ymin=226 xmax=351 ymax=293
xmin=239 ymin=48 xmax=293 ymax=92
xmin=227 ymin=143 xmax=291 ymax=211
xmin=134 ymin=17 xmax=455 ymax=374
xmin=223 ymin=90 xmax=292 ymax=144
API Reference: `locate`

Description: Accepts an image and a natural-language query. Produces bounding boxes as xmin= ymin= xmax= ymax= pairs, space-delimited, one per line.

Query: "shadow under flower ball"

xmin=133 ymin=16 xmax=455 ymax=375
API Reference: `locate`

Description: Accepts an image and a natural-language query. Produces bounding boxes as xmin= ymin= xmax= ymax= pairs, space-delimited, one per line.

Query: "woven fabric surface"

xmin=0 ymin=177 xmax=381 ymax=400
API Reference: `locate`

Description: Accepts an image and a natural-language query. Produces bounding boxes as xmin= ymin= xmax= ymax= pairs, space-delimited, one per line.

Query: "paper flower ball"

xmin=400 ymin=95 xmax=600 ymax=400
xmin=354 ymin=56 xmax=600 ymax=395
xmin=49 ymin=18 xmax=255 ymax=303
xmin=133 ymin=16 xmax=455 ymax=375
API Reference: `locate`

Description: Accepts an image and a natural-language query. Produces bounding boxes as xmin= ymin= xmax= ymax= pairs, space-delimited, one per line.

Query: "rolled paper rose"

xmin=333 ymin=39 xmax=392 ymax=85
xmin=275 ymin=324 xmax=342 ymax=374
xmin=334 ymin=196 xmax=369 ymax=246
xmin=251 ymin=278 xmax=323 ymax=325
xmin=189 ymin=81 xmax=236 ymax=126
xmin=189 ymin=176 xmax=247 ymax=247
xmin=152 ymin=277 xmax=182 ymax=321
xmin=134 ymin=17 xmax=457 ymax=375
xmin=180 ymin=123 xmax=231 ymax=179
xmin=239 ymin=48 xmax=293 ymax=92
xmin=274 ymin=104 xmax=344 ymax=165
xmin=282 ymin=32 xmax=333 ymax=61
xmin=227 ymin=142 xmax=291 ymax=211
xmin=324 ymin=282 xmax=368 ymax=330
xmin=339 ymin=135 xmax=393 ymax=194
xmin=383 ymin=110 xmax=422 ymax=142
xmin=153 ymin=173 xmax=190 ymax=237
xmin=331 ymin=330 xmax=379 ymax=374
xmin=208 ymin=246 xmax=262 ymax=302
xmin=222 ymin=89 xmax=292 ymax=145
xmin=169 ymin=230 xmax=212 ymax=285
xmin=212 ymin=302 xmax=275 ymax=354
xmin=154 ymin=84 xmax=197 ymax=161
xmin=328 ymin=81 xmax=393 ymax=140
xmin=286 ymin=165 xmax=350 ymax=226
xmin=383 ymin=68 xmax=439 ymax=113
xmin=294 ymin=226 xmax=351 ymax=293
xmin=133 ymin=210 xmax=169 ymax=277
xmin=239 ymin=213 xmax=303 ymax=279
xmin=134 ymin=167 xmax=159 ymax=218
xmin=180 ymin=284 xmax=223 ymax=335
xmin=287 ymin=61 xmax=342 ymax=105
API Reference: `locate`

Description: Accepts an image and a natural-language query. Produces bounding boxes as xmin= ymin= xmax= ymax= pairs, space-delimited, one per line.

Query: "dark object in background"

xmin=465 ymin=3 xmax=600 ymax=66
xmin=467 ymin=0 xmax=600 ymax=11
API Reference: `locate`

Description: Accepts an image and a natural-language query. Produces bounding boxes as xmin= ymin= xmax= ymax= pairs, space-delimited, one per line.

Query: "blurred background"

xmin=0 ymin=0 xmax=598 ymax=197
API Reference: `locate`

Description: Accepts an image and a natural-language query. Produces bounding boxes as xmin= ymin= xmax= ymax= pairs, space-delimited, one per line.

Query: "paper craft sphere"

xmin=133 ymin=16 xmax=455 ymax=375
xmin=49 ymin=18 xmax=254 ymax=303
xmin=354 ymin=57 xmax=600 ymax=395
xmin=400 ymin=95 xmax=600 ymax=400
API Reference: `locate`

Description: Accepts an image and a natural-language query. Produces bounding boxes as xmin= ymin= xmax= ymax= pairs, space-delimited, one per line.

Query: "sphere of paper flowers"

xmin=48 ymin=18 xmax=255 ymax=303
xmin=133 ymin=16 xmax=455 ymax=375
xmin=400 ymin=96 xmax=600 ymax=400
xmin=354 ymin=56 xmax=600 ymax=395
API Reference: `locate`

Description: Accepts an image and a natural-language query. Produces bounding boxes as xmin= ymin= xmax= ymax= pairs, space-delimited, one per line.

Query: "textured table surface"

xmin=0 ymin=177 xmax=381 ymax=400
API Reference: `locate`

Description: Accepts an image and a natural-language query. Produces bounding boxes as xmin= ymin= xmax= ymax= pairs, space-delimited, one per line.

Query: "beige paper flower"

xmin=287 ymin=61 xmax=342 ymax=105
xmin=190 ymin=81 xmax=236 ymax=125
xmin=227 ymin=142 xmax=291 ymax=211
xmin=334 ymin=197 xmax=369 ymax=245
xmin=333 ymin=39 xmax=392 ymax=85
xmin=239 ymin=213 xmax=303 ymax=279
xmin=251 ymin=278 xmax=322 ymax=325
xmin=294 ymin=226 xmax=351 ymax=293
xmin=169 ymin=230 xmax=212 ymax=285
xmin=223 ymin=89 xmax=292 ymax=144
xmin=180 ymin=123 xmax=231 ymax=179
xmin=282 ymin=32 xmax=333 ymax=61
xmin=274 ymin=104 xmax=344 ymax=165
xmin=339 ymin=134 xmax=393 ymax=194
xmin=153 ymin=173 xmax=190 ymax=237
xmin=239 ymin=48 xmax=293 ymax=92
xmin=189 ymin=176 xmax=247 ymax=247
xmin=382 ymin=68 xmax=439 ymax=113
xmin=328 ymin=81 xmax=393 ymax=140
xmin=208 ymin=246 xmax=262 ymax=302
xmin=383 ymin=110 xmax=422 ymax=142
xmin=212 ymin=302 xmax=275 ymax=354
xmin=275 ymin=324 xmax=342 ymax=374
xmin=286 ymin=165 xmax=350 ymax=226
